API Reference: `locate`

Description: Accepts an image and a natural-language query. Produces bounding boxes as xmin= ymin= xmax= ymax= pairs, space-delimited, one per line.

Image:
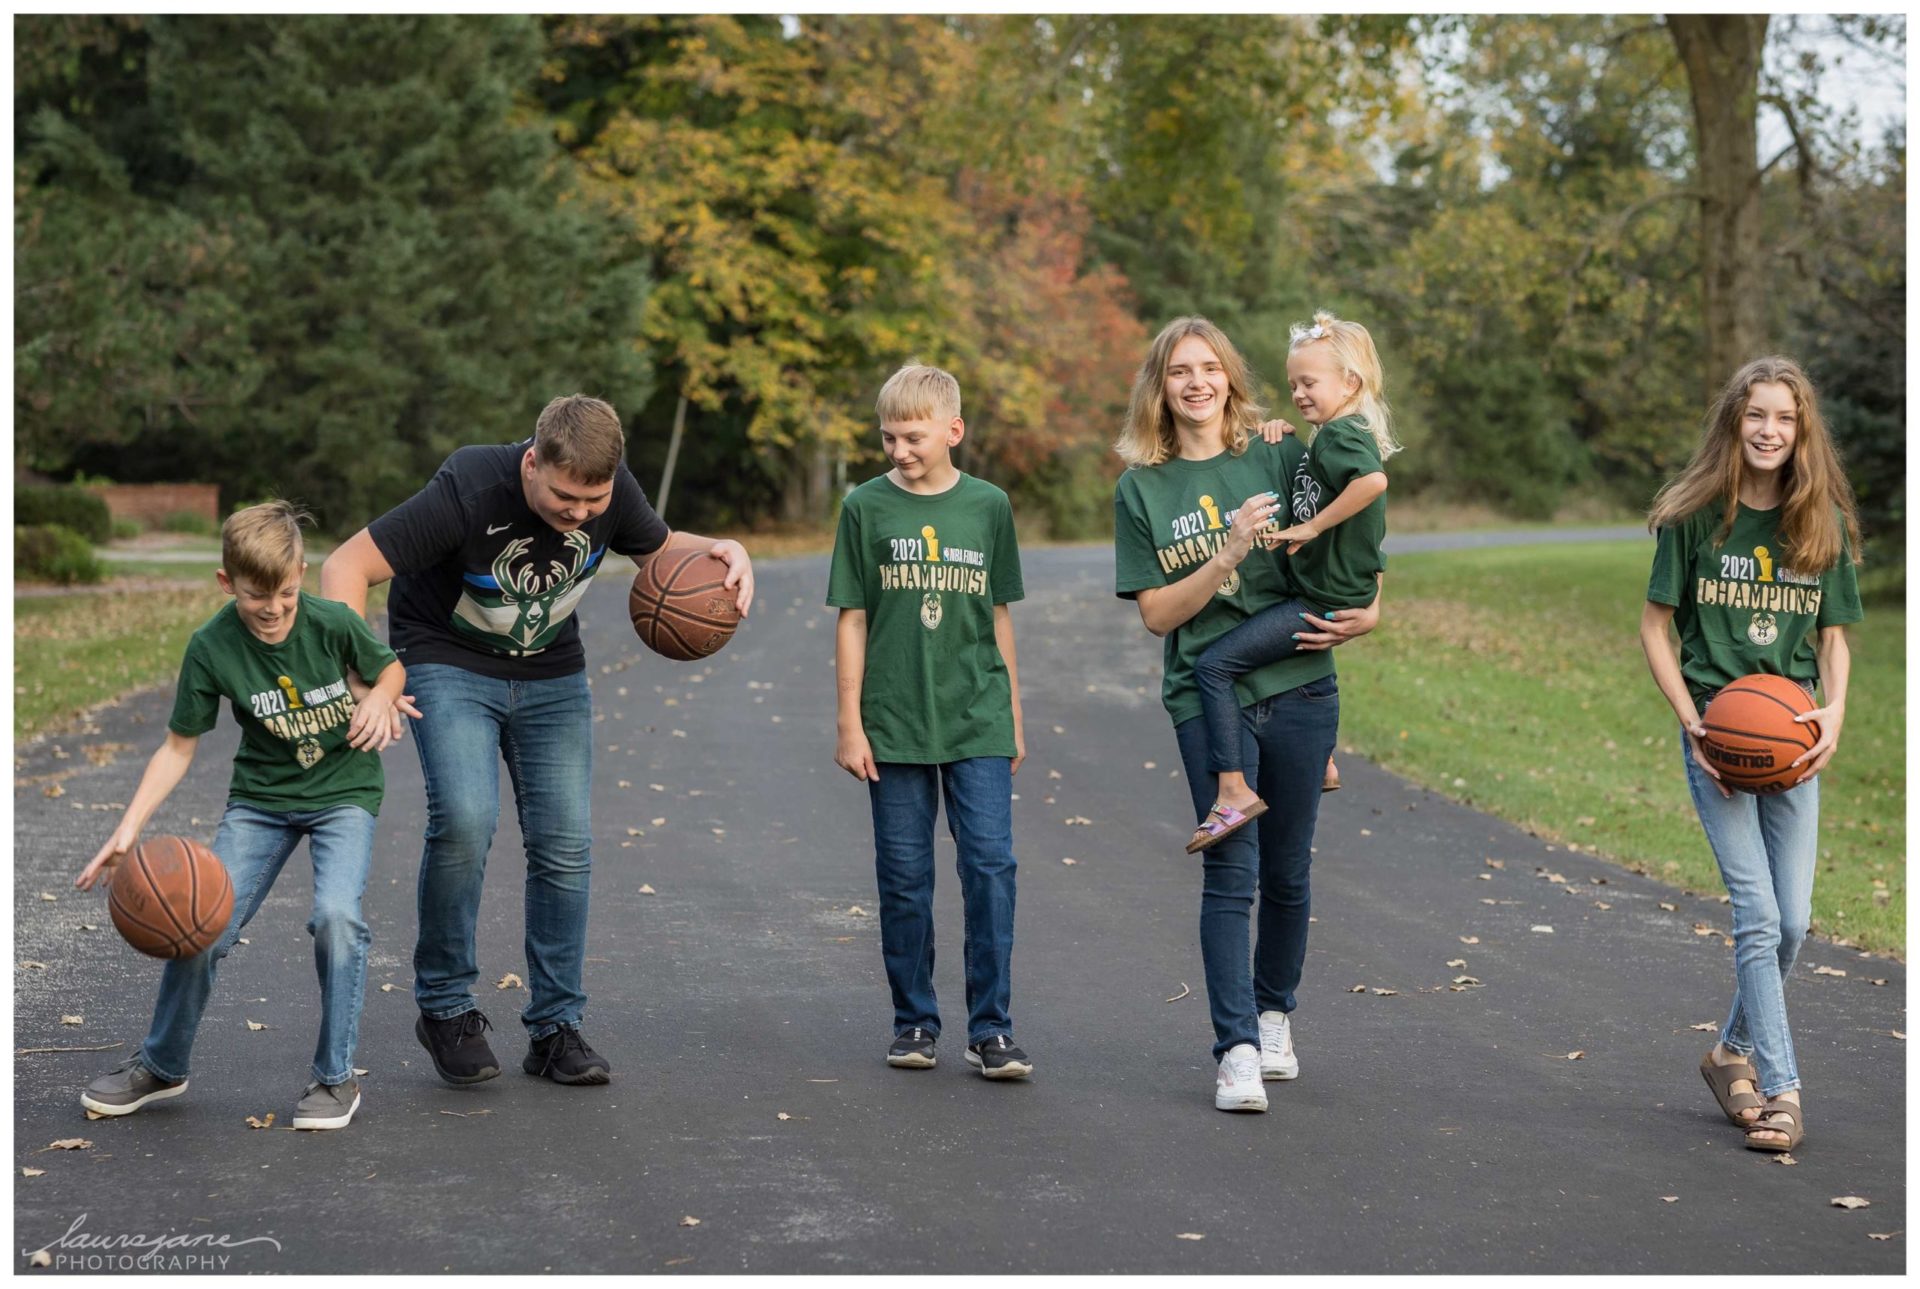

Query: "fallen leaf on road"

xmin=1348 ymin=985 xmax=1366 ymax=994
xmin=1371 ymin=988 xmax=1398 ymax=997
xmin=679 ymin=1215 xmax=701 ymax=1228
xmin=1892 ymin=1031 xmax=1906 ymax=1041
xmin=1061 ymin=857 xmax=1078 ymax=866
xmin=1065 ymin=816 xmax=1093 ymax=826
xmin=1868 ymin=1232 xmax=1899 ymax=1241
xmin=1143 ymin=762 xmax=1157 ymax=770
xmin=626 ymin=828 xmax=643 ymax=837
xmin=1460 ymin=936 xmax=1479 ymax=945
xmin=439 ymin=1109 xmax=492 ymax=1118
xmin=1452 ymin=976 xmax=1480 ymax=986
xmin=1662 ymin=1196 xmax=1678 ymax=1204
xmin=1832 ymin=1196 xmax=1871 ymax=1210
xmin=1047 ymin=770 xmax=1061 ymax=779
xmin=1692 ymin=924 xmax=1715 ymax=936
xmin=1868 ymin=978 xmax=1887 ymax=986
xmin=380 ymin=983 xmax=397 ymax=992
xmin=1360 ymin=828 xmax=1372 ymax=837
xmin=649 ymin=784 xmax=665 ymax=792
xmin=1593 ymin=902 xmax=1612 ymax=910
xmin=245 ymin=1020 xmax=268 ymax=1031
xmin=1659 ymin=902 xmax=1678 ymax=912
xmin=1164 ymin=982 xmax=1191 ymax=1003
xmin=777 ymin=1112 xmax=792 ymax=1121
xmin=1812 ymin=965 xmax=1847 ymax=977
xmin=19 ymin=961 xmax=48 ymax=971
xmin=84 ymin=1110 xmax=105 ymax=1120
xmin=1175 ymin=1233 xmax=1206 ymax=1241
xmin=807 ymin=1078 xmax=838 ymax=1083
xmin=617 ymin=780 xmax=631 ymax=789
xmin=1446 ymin=959 xmax=1467 ymax=969
xmin=59 ymin=1015 xmax=82 ymax=1026
xmin=22 ymin=1167 xmax=45 ymax=1177
xmin=1565 ymin=1051 xmax=1585 ymax=1060
xmin=1689 ymin=1023 xmax=1717 ymax=1031
xmin=651 ymin=817 xmax=666 ymax=827
xmin=1484 ymin=859 xmax=1504 ymax=870
xmin=1773 ymin=1154 xmax=1797 ymax=1166
xmin=354 ymin=1068 xmax=368 ymax=1076
xmin=1477 ymin=874 xmax=1492 ymax=881
xmin=43 ymin=784 xmax=64 ymax=798
xmin=42 ymin=1138 xmax=91 ymax=1152
xmin=1537 ymin=870 xmax=1567 ymax=884
xmin=39 ymin=892 xmax=57 ymax=902
xmin=639 ymin=884 xmax=657 ymax=896
xmin=245 ymin=1114 xmax=274 ymax=1129
xmin=496 ymin=973 xmax=523 ymax=990
xmin=1530 ymin=925 xmax=1554 ymax=934
xmin=848 ymin=905 xmax=867 ymax=917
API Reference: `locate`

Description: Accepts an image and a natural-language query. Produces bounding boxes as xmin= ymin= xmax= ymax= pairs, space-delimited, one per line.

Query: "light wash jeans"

xmin=1680 ymin=729 xmax=1820 ymax=1096
xmin=139 ymin=802 xmax=376 ymax=1086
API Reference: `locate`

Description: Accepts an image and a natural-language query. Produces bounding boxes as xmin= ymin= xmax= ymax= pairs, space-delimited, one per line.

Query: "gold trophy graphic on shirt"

xmin=1199 ymin=496 xmax=1241 ymax=597
xmin=277 ymin=675 xmax=305 ymax=710
xmin=920 ymin=525 xmax=943 ymax=629
xmin=276 ymin=675 xmax=326 ymax=768
xmin=1754 ymin=545 xmax=1775 ymax=583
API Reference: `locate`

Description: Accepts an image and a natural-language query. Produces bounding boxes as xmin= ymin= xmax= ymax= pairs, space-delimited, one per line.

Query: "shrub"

xmin=111 ymin=518 xmax=143 ymax=541
xmin=159 ymin=510 xmax=218 ymax=536
xmin=15 ymin=485 xmax=110 ymax=544
xmin=16 ymin=524 xmax=105 ymax=585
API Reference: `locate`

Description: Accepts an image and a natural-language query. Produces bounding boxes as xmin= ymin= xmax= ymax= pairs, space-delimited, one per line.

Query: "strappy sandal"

xmin=1699 ymin=1050 xmax=1765 ymax=1126
xmin=1185 ymin=800 xmax=1268 ymax=854
xmin=1744 ymin=1099 xmax=1804 ymax=1153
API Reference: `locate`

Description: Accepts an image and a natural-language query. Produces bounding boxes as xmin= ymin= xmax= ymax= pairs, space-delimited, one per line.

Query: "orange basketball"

xmin=1701 ymin=674 xmax=1821 ymax=795
xmin=628 ymin=548 xmax=740 ymax=661
xmin=108 ymin=835 xmax=234 ymax=958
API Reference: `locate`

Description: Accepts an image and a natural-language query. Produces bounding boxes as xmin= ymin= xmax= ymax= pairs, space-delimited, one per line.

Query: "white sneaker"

xmin=1259 ymin=1010 xmax=1299 ymax=1081
xmin=1214 ymin=1043 xmax=1268 ymax=1112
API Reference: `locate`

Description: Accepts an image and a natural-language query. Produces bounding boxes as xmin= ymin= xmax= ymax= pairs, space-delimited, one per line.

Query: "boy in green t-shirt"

xmin=826 ymin=364 xmax=1032 ymax=1079
xmin=74 ymin=502 xmax=411 ymax=1130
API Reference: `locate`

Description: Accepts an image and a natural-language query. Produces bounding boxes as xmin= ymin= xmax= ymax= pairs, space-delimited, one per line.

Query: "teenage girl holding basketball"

xmin=1639 ymin=356 xmax=1863 ymax=1154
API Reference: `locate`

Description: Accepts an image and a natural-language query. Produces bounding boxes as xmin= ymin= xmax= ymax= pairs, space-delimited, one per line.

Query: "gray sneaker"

xmin=80 ymin=1061 xmax=188 ymax=1117
xmin=292 ymin=1079 xmax=361 ymax=1131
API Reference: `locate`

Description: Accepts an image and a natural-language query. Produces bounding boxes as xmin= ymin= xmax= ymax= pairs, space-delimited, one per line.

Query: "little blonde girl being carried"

xmin=1185 ymin=312 xmax=1399 ymax=853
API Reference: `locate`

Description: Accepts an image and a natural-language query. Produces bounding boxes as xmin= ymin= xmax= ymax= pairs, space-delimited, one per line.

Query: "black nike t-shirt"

xmin=368 ymin=439 xmax=670 ymax=680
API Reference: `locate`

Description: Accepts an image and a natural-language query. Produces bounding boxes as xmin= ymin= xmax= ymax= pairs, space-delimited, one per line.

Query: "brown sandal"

xmin=1699 ymin=1050 xmax=1765 ymax=1126
xmin=1185 ymin=800 xmax=1268 ymax=854
xmin=1744 ymin=1099 xmax=1804 ymax=1153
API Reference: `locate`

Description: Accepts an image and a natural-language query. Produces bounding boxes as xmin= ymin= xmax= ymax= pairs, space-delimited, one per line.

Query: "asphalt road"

xmin=12 ymin=544 xmax=1905 ymax=1273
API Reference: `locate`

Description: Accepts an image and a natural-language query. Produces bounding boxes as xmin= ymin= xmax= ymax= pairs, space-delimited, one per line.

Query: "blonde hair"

xmin=534 ymin=394 xmax=626 ymax=483
xmin=1288 ymin=311 xmax=1401 ymax=461
xmin=1116 ymin=317 xmax=1266 ymax=469
xmin=1647 ymin=355 xmax=1862 ymax=573
xmin=876 ymin=363 xmax=962 ymax=424
xmin=222 ymin=500 xmax=309 ymax=590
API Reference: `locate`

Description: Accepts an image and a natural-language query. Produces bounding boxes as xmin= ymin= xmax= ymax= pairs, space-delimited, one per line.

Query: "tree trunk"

xmin=777 ymin=443 xmax=835 ymax=524
xmin=1667 ymin=14 xmax=1770 ymax=397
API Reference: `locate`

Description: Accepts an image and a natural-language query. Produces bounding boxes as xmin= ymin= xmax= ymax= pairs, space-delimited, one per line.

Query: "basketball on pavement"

xmin=108 ymin=835 xmax=234 ymax=958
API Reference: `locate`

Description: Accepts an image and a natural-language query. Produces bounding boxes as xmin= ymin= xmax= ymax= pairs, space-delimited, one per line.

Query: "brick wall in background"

xmin=86 ymin=483 xmax=220 ymax=526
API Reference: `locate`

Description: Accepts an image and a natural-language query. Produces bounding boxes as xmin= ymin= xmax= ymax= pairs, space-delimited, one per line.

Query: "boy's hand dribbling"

xmin=77 ymin=825 xmax=139 ymax=891
xmin=836 ymin=728 xmax=879 ymax=782
xmin=1254 ymin=420 xmax=1296 ymax=444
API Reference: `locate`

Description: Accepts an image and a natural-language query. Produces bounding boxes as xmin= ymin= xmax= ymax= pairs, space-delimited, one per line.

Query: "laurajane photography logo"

xmin=24 ymin=1213 xmax=282 ymax=1271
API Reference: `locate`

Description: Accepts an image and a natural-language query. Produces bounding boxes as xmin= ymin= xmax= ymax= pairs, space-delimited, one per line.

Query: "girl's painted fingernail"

xmin=1290 ymin=633 xmax=1300 ymax=641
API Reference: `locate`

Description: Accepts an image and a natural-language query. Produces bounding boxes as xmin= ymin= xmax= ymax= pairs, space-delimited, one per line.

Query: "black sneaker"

xmin=965 ymin=1034 xmax=1033 ymax=1080
xmin=523 ymin=1024 xmax=611 ymax=1085
xmin=415 ymin=1009 xmax=502 ymax=1086
xmin=887 ymin=1027 xmax=937 ymax=1069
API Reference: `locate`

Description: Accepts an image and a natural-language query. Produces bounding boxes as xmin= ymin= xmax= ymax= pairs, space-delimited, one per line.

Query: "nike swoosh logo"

xmin=487 ymin=523 xmax=511 ymax=535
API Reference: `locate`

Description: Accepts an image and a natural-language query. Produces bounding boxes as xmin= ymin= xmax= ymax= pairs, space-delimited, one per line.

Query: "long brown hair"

xmin=1115 ymin=317 xmax=1266 ymax=468
xmin=1647 ymin=356 xmax=1861 ymax=573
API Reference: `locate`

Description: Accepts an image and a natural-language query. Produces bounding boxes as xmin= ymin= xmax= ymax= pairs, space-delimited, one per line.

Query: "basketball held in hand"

xmin=109 ymin=836 xmax=234 ymax=959
xmin=1700 ymin=674 xmax=1821 ymax=795
xmin=629 ymin=548 xmax=741 ymax=661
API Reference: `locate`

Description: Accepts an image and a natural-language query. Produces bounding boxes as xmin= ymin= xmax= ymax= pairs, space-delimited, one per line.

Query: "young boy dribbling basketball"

xmin=74 ymin=502 xmax=412 ymax=1130
xmin=827 ymin=364 xmax=1033 ymax=1078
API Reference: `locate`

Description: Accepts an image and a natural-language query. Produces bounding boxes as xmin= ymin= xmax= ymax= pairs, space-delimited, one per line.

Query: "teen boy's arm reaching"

xmin=75 ymin=733 xmax=199 ymax=890
xmin=834 ymin=609 xmax=878 ymax=782
xmin=994 ymin=605 xmax=1026 ymax=776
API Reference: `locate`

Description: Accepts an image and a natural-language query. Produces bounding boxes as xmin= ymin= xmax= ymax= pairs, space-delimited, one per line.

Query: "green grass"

xmin=1337 ymin=543 xmax=1906 ymax=957
xmin=14 ymin=570 xmax=386 ymax=741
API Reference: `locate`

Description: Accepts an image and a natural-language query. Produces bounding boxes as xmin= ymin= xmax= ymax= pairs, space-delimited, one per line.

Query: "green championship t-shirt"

xmin=168 ymin=593 xmax=400 ymax=815
xmin=1113 ymin=437 xmax=1335 ymax=727
xmin=826 ymin=473 xmax=1024 ymax=763
xmin=1647 ymin=502 xmax=1863 ymax=705
xmin=1288 ymin=414 xmax=1387 ymax=612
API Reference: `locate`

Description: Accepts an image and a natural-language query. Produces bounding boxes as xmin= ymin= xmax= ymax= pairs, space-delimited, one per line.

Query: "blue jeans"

xmin=867 ymin=758 xmax=1017 ymax=1044
xmin=1681 ymin=730 xmax=1819 ymax=1096
xmin=139 ymin=802 xmax=376 ymax=1086
xmin=1173 ymin=674 xmax=1340 ymax=1058
xmin=1193 ymin=598 xmax=1318 ymax=776
xmin=409 ymin=663 xmax=594 ymax=1040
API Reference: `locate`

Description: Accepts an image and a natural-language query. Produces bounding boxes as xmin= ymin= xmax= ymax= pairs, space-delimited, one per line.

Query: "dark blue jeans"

xmin=1173 ymin=673 xmax=1340 ymax=1057
xmin=408 ymin=663 xmax=594 ymax=1040
xmin=1193 ymin=597 xmax=1319 ymax=776
xmin=867 ymin=757 xmax=1017 ymax=1045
